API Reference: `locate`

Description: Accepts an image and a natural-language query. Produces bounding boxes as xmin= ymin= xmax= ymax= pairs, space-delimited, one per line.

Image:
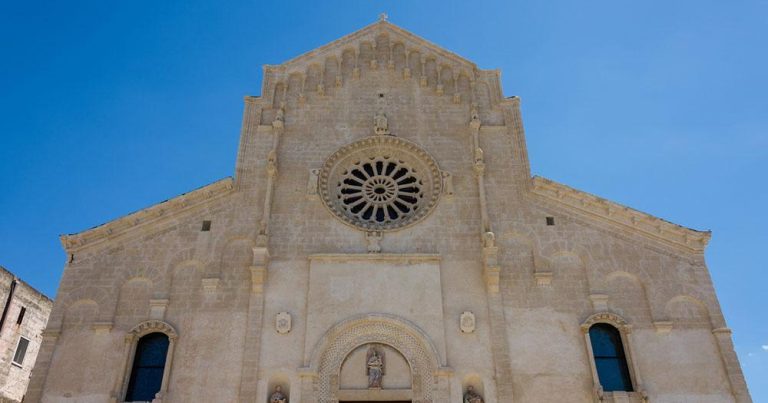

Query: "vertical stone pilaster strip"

xmin=713 ymin=328 xmax=752 ymax=403
xmin=470 ymin=112 xmax=515 ymax=402
xmin=239 ymin=106 xmax=282 ymax=401
xmin=258 ymin=114 xmax=283 ymax=239
xmin=238 ymin=251 xmax=269 ymax=402
xmin=486 ymin=292 xmax=515 ymax=402
xmin=434 ymin=367 xmax=453 ymax=402
xmin=298 ymin=371 xmax=317 ymax=403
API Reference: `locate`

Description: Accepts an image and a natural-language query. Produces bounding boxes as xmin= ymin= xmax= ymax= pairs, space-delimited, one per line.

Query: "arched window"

xmin=589 ymin=323 xmax=633 ymax=392
xmin=125 ymin=332 xmax=170 ymax=401
xmin=116 ymin=320 xmax=177 ymax=403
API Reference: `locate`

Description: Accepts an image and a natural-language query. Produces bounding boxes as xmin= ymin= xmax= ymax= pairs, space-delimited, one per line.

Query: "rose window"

xmin=319 ymin=136 xmax=442 ymax=231
xmin=340 ymin=158 xmax=423 ymax=223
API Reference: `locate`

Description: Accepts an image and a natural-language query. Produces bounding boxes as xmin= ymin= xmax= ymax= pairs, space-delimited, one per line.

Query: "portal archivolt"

xmin=305 ymin=314 xmax=442 ymax=403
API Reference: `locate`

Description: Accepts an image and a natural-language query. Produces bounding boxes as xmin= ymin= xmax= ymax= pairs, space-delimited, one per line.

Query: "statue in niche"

xmin=273 ymin=106 xmax=285 ymax=130
xmin=482 ymin=231 xmax=495 ymax=248
xmin=274 ymin=107 xmax=284 ymax=123
xmin=463 ymin=386 xmax=484 ymax=403
xmin=269 ymin=385 xmax=288 ymax=403
xmin=469 ymin=104 xmax=481 ymax=130
xmin=366 ymin=345 xmax=385 ymax=388
xmin=374 ymin=110 xmax=390 ymax=135
xmin=470 ymin=105 xmax=480 ymax=124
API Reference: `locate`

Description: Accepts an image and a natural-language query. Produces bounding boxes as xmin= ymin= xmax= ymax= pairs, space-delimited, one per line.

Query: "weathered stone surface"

xmin=27 ymin=19 xmax=750 ymax=403
xmin=0 ymin=267 xmax=52 ymax=403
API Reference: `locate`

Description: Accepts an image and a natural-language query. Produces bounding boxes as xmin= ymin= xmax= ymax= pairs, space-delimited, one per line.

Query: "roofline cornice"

xmin=530 ymin=176 xmax=711 ymax=253
xmin=274 ymin=20 xmax=479 ymax=72
xmin=60 ymin=177 xmax=235 ymax=253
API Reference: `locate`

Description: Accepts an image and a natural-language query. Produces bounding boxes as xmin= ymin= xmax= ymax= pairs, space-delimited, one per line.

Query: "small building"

xmin=0 ymin=267 xmax=52 ymax=403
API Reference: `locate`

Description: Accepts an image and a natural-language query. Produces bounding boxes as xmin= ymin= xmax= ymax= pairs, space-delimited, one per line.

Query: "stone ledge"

xmin=308 ymin=253 xmax=440 ymax=263
xmin=337 ymin=388 xmax=412 ymax=401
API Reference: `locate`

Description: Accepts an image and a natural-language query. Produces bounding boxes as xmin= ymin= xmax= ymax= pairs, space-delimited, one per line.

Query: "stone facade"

xmin=28 ymin=18 xmax=751 ymax=403
xmin=0 ymin=266 xmax=53 ymax=402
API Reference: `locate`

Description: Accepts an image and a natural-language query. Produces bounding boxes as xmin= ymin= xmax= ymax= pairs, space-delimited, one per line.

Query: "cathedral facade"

xmin=28 ymin=19 xmax=750 ymax=403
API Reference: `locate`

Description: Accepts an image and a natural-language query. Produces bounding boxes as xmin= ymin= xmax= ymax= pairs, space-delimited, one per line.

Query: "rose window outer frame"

xmin=319 ymin=136 xmax=443 ymax=232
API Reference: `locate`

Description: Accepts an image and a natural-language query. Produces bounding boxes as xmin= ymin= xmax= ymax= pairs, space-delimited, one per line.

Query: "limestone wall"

xmin=0 ymin=267 xmax=52 ymax=403
xmin=27 ymin=21 xmax=750 ymax=403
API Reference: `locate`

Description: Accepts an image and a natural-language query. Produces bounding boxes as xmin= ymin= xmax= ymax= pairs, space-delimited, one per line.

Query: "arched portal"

xmin=304 ymin=314 xmax=442 ymax=403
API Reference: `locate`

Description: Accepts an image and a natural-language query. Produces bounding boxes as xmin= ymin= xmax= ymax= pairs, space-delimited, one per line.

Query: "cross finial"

xmin=379 ymin=12 xmax=388 ymax=22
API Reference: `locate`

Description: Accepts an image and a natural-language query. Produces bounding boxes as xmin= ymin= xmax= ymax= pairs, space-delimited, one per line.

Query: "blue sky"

xmin=1 ymin=0 xmax=766 ymax=399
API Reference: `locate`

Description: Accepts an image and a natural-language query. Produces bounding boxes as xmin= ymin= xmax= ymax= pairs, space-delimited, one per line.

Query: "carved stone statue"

xmin=272 ymin=107 xmax=285 ymax=131
xmin=307 ymin=169 xmax=320 ymax=198
xmin=470 ymin=105 xmax=480 ymax=124
xmin=274 ymin=107 xmax=284 ymax=123
xmin=269 ymin=385 xmax=287 ymax=403
xmin=366 ymin=346 xmax=385 ymax=388
xmin=441 ymin=171 xmax=454 ymax=197
xmin=469 ymin=104 xmax=481 ymax=130
xmin=474 ymin=147 xmax=484 ymax=164
xmin=267 ymin=150 xmax=278 ymax=176
xmin=374 ymin=110 xmax=390 ymax=135
xmin=482 ymin=231 xmax=495 ymax=248
xmin=463 ymin=386 xmax=484 ymax=403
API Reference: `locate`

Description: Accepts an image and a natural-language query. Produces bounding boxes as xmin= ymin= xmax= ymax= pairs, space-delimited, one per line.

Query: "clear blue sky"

xmin=1 ymin=0 xmax=766 ymax=399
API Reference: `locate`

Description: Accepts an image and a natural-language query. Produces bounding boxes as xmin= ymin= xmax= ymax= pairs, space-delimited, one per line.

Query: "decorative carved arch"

xmin=580 ymin=311 xmax=631 ymax=333
xmin=127 ymin=319 xmax=178 ymax=340
xmin=580 ymin=312 xmax=646 ymax=400
xmin=307 ymin=314 xmax=441 ymax=403
xmin=114 ymin=320 xmax=178 ymax=402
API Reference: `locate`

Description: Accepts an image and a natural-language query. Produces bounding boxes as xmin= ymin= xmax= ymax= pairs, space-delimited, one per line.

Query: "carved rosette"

xmin=319 ymin=136 xmax=442 ymax=231
xmin=276 ymin=312 xmax=292 ymax=334
xmin=460 ymin=311 xmax=476 ymax=333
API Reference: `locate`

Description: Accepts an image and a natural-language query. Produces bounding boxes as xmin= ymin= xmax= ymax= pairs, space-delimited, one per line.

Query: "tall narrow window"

xmin=16 ymin=307 xmax=26 ymax=325
xmin=12 ymin=336 xmax=30 ymax=366
xmin=589 ymin=323 xmax=633 ymax=392
xmin=125 ymin=332 xmax=170 ymax=402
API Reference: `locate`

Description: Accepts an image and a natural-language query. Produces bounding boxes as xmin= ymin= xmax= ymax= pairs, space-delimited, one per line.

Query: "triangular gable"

xmin=275 ymin=19 xmax=478 ymax=72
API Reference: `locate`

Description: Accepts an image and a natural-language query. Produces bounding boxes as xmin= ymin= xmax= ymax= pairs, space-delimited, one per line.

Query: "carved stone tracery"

xmin=319 ymin=136 xmax=442 ymax=231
